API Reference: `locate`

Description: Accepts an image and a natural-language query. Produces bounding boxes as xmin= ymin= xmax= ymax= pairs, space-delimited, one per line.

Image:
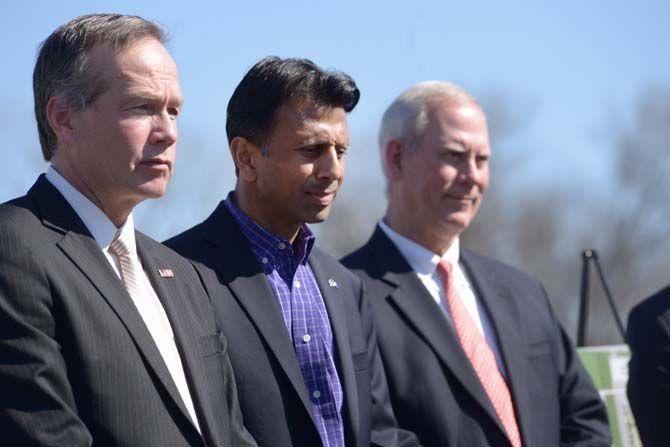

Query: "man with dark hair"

xmin=0 ymin=14 xmax=255 ymax=447
xmin=627 ymin=285 xmax=670 ymax=447
xmin=342 ymin=81 xmax=610 ymax=447
xmin=166 ymin=56 xmax=417 ymax=447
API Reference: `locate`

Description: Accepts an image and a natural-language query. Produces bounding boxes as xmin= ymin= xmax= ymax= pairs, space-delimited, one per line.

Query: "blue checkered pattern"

xmin=224 ymin=195 xmax=345 ymax=447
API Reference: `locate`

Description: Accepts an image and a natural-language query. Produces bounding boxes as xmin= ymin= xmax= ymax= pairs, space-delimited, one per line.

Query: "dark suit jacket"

xmin=342 ymin=226 xmax=611 ymax=447
xmin=627 ymin=285 xmax=670 ymax=447
xmin=0 ymin=176 xmax=255 ymax=447
xmin=165 ymin=202 xmax=418 ymax=447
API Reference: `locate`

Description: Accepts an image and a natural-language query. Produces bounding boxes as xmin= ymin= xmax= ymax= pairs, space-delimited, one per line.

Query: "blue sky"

xmin=1 ymin=0 xmax=668 ymax=238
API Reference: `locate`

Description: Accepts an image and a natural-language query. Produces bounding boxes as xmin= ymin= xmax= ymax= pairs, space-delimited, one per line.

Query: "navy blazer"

xmin=165 ymin=203 xmax=418 ymax=447
xmin=342 ymin=226 xmax=611 ymax=447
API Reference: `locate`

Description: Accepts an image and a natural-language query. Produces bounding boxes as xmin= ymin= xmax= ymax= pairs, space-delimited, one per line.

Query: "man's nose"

xmin=457 ymin=157 xmax=478 ymax=184
xmin=315 ymin=147 xmax=342 ymax=181
xmin=149 ymin=111 xmax=178 ymax=146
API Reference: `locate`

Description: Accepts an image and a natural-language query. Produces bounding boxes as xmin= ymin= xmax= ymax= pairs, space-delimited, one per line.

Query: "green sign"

xmin=577 ymin=345 xmax=641 ymax=447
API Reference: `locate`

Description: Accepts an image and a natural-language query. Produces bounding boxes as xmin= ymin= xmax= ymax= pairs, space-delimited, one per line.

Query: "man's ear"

xmin=230 ymin=136 xmax=260 ymax=182
xmin=385 ymin=139 xmax=406 ymax=181
xmin=46 ymin=96 xmax=77 ymax=147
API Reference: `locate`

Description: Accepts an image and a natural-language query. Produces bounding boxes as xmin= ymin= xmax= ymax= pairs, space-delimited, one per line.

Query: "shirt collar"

xmin=223 ymin=192 xmax=315 ymax=264
xmin=45 ymin=166 xmax=133 ymax=249
xmin=378 ymin=219 xmax=460 ymax=275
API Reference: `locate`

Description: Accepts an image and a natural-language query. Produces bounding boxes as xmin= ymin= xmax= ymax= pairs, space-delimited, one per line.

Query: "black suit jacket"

xmin=627 ymin=284 xmax=670 ymax=447
xmin=0 ymin=176 xmax=255 ymax=447
xmin=165 ymin=202 xmax=418 ymax=447
xmin=342 ymin=226 xmax=610 ymax=447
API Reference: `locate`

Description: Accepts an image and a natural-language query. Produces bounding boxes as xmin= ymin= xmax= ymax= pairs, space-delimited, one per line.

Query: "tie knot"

xmin=109 ymin=231 xmax=133 ymax=259
xmin=437 ymin=259 xmax=453 ymax=278
xmin=437 ymin=259 xmax=455 ymax=291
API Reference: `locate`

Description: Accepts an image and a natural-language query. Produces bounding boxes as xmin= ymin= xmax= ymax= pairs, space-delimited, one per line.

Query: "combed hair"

xmin=226 ymin=56 xmax=360 ymax=149
xmin=378 ymin=81 xmax=477 ymax=178
xmin=33 ymin=13 xmax=166 ymax=160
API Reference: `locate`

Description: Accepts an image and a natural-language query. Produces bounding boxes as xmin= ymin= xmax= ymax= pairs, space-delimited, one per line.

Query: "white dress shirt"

xmin=45 ymin=166 xmax=201 ymax=432
xmin=378 ymin=220 xmax=509 ymax=378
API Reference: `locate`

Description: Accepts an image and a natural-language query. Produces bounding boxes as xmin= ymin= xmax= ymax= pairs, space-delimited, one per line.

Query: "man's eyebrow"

xmin=443 ymin=137 xmax=489 ymax=152
xmin=296 ymin=141 xmax=330 ymax=150
xmin=123 ymin=90 xmax=184 ymax=107
xmin=295 ymin=139 xmax=349 ymax=150
xmin=441 ymin=139 xmax=468 ymax=151
xmin=172 ymin=94 xmax=185 ymax=107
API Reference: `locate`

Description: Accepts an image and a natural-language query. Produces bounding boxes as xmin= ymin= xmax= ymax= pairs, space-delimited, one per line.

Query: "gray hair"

xmin=33 ymin=13 xmax=166 ymax=160
xmin=378 ymin=81 xmax=477 ymax=178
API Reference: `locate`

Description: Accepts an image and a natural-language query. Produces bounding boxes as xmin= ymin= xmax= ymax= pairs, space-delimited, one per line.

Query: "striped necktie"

xmin=438 ymin=260 xmax=522 ymax=447
xmin=109 ymin=230 xmax=201 ymax=433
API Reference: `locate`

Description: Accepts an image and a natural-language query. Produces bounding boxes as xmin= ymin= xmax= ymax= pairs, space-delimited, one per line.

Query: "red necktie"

xmin=438 ymin=260 xmax=522 ymax=447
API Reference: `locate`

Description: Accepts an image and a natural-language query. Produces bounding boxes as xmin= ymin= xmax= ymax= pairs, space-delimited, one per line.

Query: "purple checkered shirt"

xmin=224 ymin=195 xmax=345 ymax=447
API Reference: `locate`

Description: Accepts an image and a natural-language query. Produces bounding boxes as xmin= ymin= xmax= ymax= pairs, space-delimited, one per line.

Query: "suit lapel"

xmin=201 ymin=204 xmax=317 ymax=426
xmin=461 ymin=251 xmax=532 ymax=446
xmin=136 ymin=235 xmax=208 ymax=437
xmin=367 ymin=227 xmax=509 ymax=438
xmin=29 ymin=177 xmax=198 ymax=434
xmin=309 ymin=251 xmax=359 ymax=441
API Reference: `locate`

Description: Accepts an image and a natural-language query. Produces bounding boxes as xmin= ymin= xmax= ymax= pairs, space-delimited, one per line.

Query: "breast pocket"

xmin=198 ymin=331 xmax=227 ymax=358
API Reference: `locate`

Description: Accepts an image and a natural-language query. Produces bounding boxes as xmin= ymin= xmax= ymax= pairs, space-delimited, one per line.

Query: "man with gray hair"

xmin=342 ymin=81 xmax=610 ymax=446
xmin=0 ymin=14 xmax=255 ymax=447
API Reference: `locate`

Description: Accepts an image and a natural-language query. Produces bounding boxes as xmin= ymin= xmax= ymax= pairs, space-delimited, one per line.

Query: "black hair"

xmin=226 ymin=56 xmax=360 ymax=147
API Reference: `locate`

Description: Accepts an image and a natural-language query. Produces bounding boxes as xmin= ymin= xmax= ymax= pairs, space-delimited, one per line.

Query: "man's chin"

xmin=127 ymin=189 xmax=168 ymax=207
xmin=439 ymin=213 xmax=473 ymax=233
xmin=134 ymin=178 xmax=170 ymax=198
xmin=303 ymin=206 xmax=333 ymax=224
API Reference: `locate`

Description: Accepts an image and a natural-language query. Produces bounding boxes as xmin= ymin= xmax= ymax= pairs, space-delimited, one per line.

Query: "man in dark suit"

xmin=0 ymin=14 xmax=255 ymax=447
xmin=166 ymin=57 xmax=417 ymax=447
xmin=342 ymin=81 xmax=610 ymax=447
xmin=627 ymin=285 xmax=670 ymax=447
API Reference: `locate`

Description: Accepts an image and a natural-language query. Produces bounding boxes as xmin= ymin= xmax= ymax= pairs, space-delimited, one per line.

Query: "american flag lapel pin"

xmin=328 ymin=278 xmax=338 ymax=288
xmin=158 ymin=268 xmax=174 ymax=278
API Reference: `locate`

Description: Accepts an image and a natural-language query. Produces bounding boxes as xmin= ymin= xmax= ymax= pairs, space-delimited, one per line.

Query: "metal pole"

xmin=577 ymin=249 xmax=593 ymax=347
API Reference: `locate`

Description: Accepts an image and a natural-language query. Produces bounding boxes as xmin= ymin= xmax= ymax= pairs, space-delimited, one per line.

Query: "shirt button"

xmin=312 ymin=390 xmax=321 ymax=399
xmin=261 ymin=257 xmax=268 ymax=264
xmin=302 ymin=334 xmax=311 ymax=343
xmin=278 ymin=242 xmax=286 ymax=249
xmin=294 ymin=280 xmax=301 ymax=289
